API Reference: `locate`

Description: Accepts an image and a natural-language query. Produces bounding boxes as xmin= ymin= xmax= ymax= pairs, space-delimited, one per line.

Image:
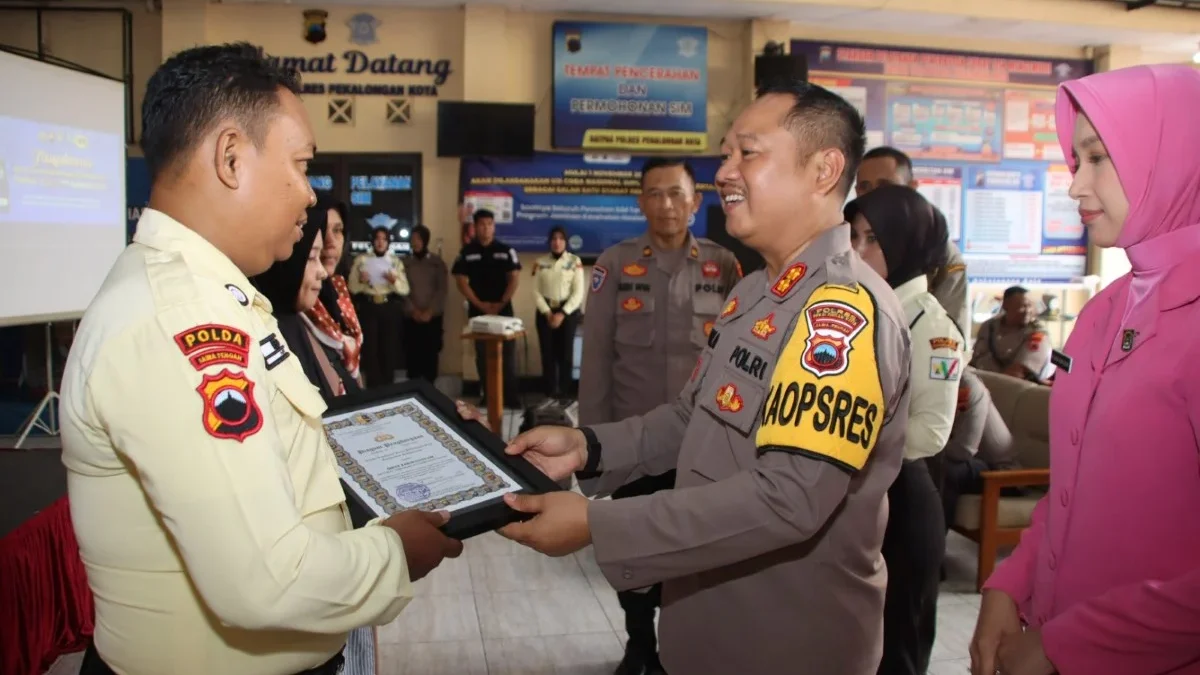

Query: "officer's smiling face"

xmin=716 ymin=93 xmax=820 ymax=253
xmin=1069 ymin=113 xmax=1128 ymax=248
xmin=237 ymin=88 xmax=318 ymax=275
xmin=638 ymin=165 xmax=698 ymax=239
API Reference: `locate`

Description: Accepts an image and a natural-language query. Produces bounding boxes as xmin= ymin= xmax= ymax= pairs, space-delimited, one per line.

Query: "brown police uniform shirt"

xmin=578 ymin=232 xmax=740 ymax=425
xmin=970 ymin=315 xmax=1051 ymax=379
xmin=403 ymin=252 xmax=449 ymax=316
xmin=930 ymin=241 xmax=968 ymax=333
xmin=946 ymin=367 xmax=1020 ymax=468
xmin=580 ymin=224 xmax=911 ymax=674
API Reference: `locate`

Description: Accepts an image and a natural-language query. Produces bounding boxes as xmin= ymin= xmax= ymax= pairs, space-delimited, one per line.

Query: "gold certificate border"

xmin=326 ymin=401 xmax=512 ymax=515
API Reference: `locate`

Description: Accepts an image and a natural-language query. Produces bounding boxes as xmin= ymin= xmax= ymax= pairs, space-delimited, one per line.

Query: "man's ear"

xmin=813 ymin=148 xmax=846 ymax=197
xmin=213 ymin=126 xmax=244 ymax=190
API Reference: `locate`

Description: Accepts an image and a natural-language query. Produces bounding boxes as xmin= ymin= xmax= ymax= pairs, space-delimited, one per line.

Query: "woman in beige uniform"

xmin=532 ymin=225 xmax=585 ymax=397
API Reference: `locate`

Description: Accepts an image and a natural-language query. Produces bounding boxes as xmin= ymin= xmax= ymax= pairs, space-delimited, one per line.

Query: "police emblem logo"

xmin=751 ymin=313 xmax=777 ymax=341
xmin=801 ymin=300 xmax=868 ymax=378
xmin=622 ymin=262 xmax=648 ymax=277
xmin=715 ymin=383 xmax=744 ymax=413
xmin=621 ymin=296 xmax=644 ymax=312
xmin=196 ymin=369 xmax=263 ymax=442
xmin=771 ymin=262 xmax=808 ymax=298
xmin=720 ymin=297 xmax=738 ymax=318
xmin=347 ymin=12 xmax=381 ymax=46
xmin=590 ymin=265 xmax=608 ymax=293
xmin=302 ymin=9 xmax=328 ymax=44
xmin=701 ymin=260 xmax=720 ymax=278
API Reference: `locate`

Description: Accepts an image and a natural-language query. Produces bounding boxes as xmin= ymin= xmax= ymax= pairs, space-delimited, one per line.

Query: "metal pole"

xmin=14 ymin=323 xmax=61 ymax=449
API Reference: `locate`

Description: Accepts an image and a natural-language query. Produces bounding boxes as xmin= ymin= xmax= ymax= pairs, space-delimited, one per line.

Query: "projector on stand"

xmin=467 ymin=315 xmax=524 ymax=336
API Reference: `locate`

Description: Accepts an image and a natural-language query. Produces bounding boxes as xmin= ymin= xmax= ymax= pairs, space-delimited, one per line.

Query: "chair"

xmin=950 ymin=371 xmax=1051 ymax=591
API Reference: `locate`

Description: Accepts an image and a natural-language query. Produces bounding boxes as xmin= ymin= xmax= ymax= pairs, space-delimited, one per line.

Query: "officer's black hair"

xmin=473 ymin=209 xmax=496 ymax=224
xmin=141 ymin=42 xmax=302 ymax=184
xmin=411 ymin=224 xmax=431 ymax=247
xmin=372 ymin=226 xmax=391 ymax=240
xmin=640 ymin=157 xmax=697 ymax=190
xmin=754 ymin=78 xmax=866 ymax=199
xmin=862 ymin=146 xmax=915 ymax=184
xmin=1003 ymin=286 xmax=1029 ymax=301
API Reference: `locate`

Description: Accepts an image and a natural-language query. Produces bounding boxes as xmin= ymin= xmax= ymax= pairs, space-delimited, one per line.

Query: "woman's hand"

xmin=971 ymin=589 xmax=1024 ymax=675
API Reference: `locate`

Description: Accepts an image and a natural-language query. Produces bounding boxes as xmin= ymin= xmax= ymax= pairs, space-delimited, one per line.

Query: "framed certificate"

xmin=322 ymin=378 xmax=562 ymax=540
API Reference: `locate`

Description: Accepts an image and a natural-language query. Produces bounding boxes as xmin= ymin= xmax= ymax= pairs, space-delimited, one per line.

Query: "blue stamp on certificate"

xmin=396 ymin=482 xmax=432 ymax=504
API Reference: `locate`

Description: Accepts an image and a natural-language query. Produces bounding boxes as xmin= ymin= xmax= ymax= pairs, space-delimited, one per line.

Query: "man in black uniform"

xmin=453 ymin=209 xmax=521 ymax=408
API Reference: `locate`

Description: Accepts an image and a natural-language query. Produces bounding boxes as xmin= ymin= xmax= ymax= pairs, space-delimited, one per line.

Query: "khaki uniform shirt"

xmin=348 ymin=252 xmax=410 ymax=302
xmin=61 ymin=210 xmax=413 ymax=675
xmin=578 ymin=232 xmax=740 ymax=425
xmin=403 ymin=252 xmax=448 ymax=316
xmin=929 ymin=241 xmax=968 ymax=333
xmin=946 ymin=367 xmax=1019 ymax=468
xmin=896 ymin=275 xmax=965 ymax=460
xmin=970 ymin=315 xmax=1051 ymax=379
xmin=582 ymin=224 xmax=911 ymax=674
xmin=532 ymin=252 xmax=586 ymax=316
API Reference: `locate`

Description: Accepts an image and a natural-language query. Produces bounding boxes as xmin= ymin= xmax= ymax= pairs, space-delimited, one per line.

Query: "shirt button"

xmin=1070 ymin=429 xmax=1080 ymax=445
xmin=1060 ymin=490 xmax=1070 ymax=507
xmin=622 ymin=569 xmax=633 ymax=580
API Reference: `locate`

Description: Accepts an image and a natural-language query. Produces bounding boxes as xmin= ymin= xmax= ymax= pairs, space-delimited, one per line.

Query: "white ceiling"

xmin=226 ymin=0 xmax=1200 ymax=56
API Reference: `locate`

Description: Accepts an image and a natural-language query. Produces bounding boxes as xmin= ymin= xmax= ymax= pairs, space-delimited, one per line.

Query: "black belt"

xmin=81 ymin=641 xmax=345 ymax=675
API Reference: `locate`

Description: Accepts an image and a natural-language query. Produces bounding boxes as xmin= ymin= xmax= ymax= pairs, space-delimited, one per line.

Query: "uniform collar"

xmin=133 ymin=208 xmax=263 ymax=311
xmin=893 ymin=275 xmax=929 ymax=305
xmin=765 ymin=223 xmax=851 ymax=303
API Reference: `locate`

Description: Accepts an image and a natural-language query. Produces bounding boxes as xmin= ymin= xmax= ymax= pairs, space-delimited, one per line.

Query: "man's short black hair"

xmin=1003 ymin=285 xmax=1029 ymax=301
xmin=141 ymin=42 xmax=302 ymax=183
xmin=754 ymin=79 xmax=866 ymax=198
xmin=411 ymin=224 xmax=431 ymax=246
xmin=640 ymin=157 xmax=696 ymax=189
xmin=473 ymin=209 xmax=495 ymax=224
xmin=863 ymin=146 xmax=915 ymax=184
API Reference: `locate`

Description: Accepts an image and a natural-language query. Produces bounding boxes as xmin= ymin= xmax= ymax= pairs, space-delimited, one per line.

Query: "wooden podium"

xmin=462 ymin=331 xmax=524 ymax=434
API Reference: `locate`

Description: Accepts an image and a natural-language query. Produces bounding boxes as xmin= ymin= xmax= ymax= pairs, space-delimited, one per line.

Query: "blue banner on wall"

xmin=459 ymin=151 xmax=721 ymax=255
xmin=795 ymin=38 xmax=1093 ymax=283
xmin=552 ymin=21 xmax=708 ymax=152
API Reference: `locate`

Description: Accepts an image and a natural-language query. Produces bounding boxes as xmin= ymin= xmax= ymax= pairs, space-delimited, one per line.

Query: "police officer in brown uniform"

xmin=970 ymin=285 xmax=1051 ymax=383
xmin=579 ymin=156 xmax=740 ymax=674
xmin=856 ymin=146 xmax=968 ymax=332
xmin=488 ymin=81 xmax=913 ymax=674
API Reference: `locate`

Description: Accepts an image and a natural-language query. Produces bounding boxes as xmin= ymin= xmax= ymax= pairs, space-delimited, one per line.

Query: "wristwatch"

xmin=574 ymin=427 xmax=602 ymax=479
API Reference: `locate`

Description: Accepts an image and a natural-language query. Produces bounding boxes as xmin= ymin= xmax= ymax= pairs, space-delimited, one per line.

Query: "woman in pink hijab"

xmin=969 ymin=64 xmax=1200 ymax=675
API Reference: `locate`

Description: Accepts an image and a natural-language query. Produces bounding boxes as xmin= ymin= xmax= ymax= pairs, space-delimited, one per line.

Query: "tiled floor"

xmin=44 ymin=403 xmax=984 ymax=675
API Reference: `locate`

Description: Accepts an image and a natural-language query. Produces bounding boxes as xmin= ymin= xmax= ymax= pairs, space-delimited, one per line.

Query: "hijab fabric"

xmin=303 ymin=201 xmax=363 ymax=379
xmin=844 ymin=184 xmax=948 ymax=289
xmin=1057 ymin=65 xmax=1200 ymax=273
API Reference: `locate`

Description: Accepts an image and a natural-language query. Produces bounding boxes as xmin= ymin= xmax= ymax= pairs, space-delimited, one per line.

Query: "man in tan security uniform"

xmin=61 ymin=43 xmax=461 ymax=675
xmin=350 ymin=226 xmax=411 ymax=387
xmin=857 ymin=146 xmax=968 ymax=332
xmin=486 ymin=82 xmax=912 ymax=674
xmin=970 ymin=285 xmax=1052 ymax=383
xmin=533 ymin=225 xmax=586 ymax=398
xmin=579 ymin=156 xmax=740 ymax=675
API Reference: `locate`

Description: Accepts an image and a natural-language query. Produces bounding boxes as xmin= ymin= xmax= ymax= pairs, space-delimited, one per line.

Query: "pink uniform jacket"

xmin=984 ymin=65 xmax=1200 ymax=674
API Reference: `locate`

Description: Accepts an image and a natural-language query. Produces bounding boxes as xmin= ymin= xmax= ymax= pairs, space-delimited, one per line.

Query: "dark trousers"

xmin=878 ymin=459 xmax=946 ymax=675
xmin=474 ymin=336 xmax=519 ymax=408
xmin=612 ymin=471 xmax=677 ymax=659
xmin=403 ymin=314 xmax=444 ymax=383
xmin=535 ymin=310 xmax=578 ymax=397
xmin=80 ymin=642 xmax=345 ymax=675
xmin=358 ymin=297 xmax=401 ymax=388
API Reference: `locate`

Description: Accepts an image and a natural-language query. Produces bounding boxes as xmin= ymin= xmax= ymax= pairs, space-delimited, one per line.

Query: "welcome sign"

xmin=257 ymin=47 xmax=453 ymax=97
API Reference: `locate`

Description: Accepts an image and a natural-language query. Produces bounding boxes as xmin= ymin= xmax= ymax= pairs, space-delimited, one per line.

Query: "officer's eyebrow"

xmin=735 ymin=133 xmax=760 ymax=144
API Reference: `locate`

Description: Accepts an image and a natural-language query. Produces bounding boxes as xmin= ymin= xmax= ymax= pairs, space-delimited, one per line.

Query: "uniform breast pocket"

xmin=690 ymin=366 xmax=768 ymax=479
xmin=691 ymin=294 xmax=723 ymax=348
xmin=615 ymin=294 xmax=655 ymax=347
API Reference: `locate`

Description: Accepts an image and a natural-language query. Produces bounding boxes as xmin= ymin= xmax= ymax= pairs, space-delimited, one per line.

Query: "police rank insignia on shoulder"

xmin=174 ymin=324 xmax=250 ymax=370
xmin=196 ymin=369 xmax=263 ymax=442
xmin=771 ymin=262 xmax=808 ymax=298
xmin=720 ymin=297 xmax=738 ymax=318
xmin=642 ymin=246 xmax=653 ymax=258
xmin=591 ymin=265 xmax=608 ymax=293
xmin=756 ymin=285 xmax=884 ymax=473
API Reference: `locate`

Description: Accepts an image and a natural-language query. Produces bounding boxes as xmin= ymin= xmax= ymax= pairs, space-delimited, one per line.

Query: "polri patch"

xmin=591 ymin=265 xmax=608 ymax=293
xmin=801 ymin=300 xmax=867 ymax=378
xmin=174 ymin=324 xmax=250 ymax=370
xmin=196 ymin=369 xmax=263 ymax=442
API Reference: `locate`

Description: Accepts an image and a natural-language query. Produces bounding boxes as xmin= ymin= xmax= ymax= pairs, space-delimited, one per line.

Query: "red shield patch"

xmin=196 ymin=369 xmax=263 ymax=442
xmin=801 ymin=300 xmax=868 ymax=378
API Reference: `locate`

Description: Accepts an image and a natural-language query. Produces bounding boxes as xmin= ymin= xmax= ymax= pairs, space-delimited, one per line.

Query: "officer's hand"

xmin=455 ymin=400 xmax=486 ymax=424
xmin=971 ymin=589 xmax=1023 ymax=675
xmin=497 ymin=492 xmax=590 ymax=557
xmin=381 ymin=510 xmax=463 ymax=582
xmin=358 ymin=271 xmax=369 ymax=284
xmin=503 ymin=426 xmax=587 ymax=481
xmin=384 ymin=271 xmax=397 ymax=284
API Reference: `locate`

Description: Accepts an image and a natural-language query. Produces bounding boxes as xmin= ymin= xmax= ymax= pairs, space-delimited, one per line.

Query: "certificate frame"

xmin=322 ymin=378 xmax=562 ymax=540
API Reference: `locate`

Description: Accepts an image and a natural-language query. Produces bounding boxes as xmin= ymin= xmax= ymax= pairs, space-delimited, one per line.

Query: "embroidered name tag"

xmin=1050 ymin=349 xmax=1073 ymax=373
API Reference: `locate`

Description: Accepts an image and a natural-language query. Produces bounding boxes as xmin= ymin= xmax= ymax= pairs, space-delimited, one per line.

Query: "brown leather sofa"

xmin=950 ymin=370 xmax=1051 ymax=590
